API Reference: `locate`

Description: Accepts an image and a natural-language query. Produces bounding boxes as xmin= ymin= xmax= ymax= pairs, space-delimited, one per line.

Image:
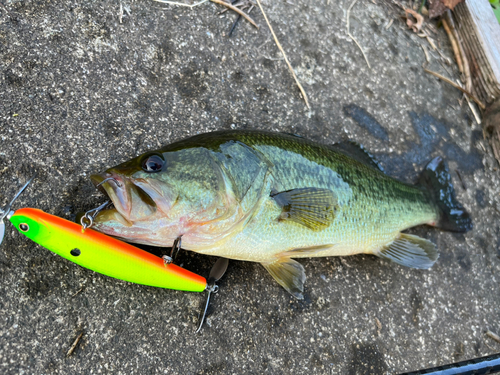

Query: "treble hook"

xmin=162 ymin=236 xmax=182 ymax=265
xmin=0 ymin=174 xmax=37 ymax=246
xmin=96 ymin=177 xmax=122 ymax=188
xmin=195 ymin=257 xmax=229 ymax=333
xmin=80 ymin=201 xmax=111 ymax=232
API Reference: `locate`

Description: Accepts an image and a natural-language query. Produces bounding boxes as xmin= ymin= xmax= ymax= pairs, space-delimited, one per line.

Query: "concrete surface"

xmin=1 ymin=0 xmax=499 ymax=374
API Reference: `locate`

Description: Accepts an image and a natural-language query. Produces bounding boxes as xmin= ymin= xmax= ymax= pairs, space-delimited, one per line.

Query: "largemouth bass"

xmin=91 ymin=130 xmax=472 ymax=298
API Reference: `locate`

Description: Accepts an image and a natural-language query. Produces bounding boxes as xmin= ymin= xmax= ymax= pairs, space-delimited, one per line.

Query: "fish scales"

xmin=91 ymin=130 xmax=471 ymax=298
xmin=191 ymin=135 xmax=436 ymax=259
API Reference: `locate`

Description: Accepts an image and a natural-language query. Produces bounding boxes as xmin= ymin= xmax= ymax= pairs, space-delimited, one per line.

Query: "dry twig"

xmin=486 ymin=330 xmax=500 ymax=344
xmin=421 ymin=44 xmax=430 ymax=63
xmin=154 ymin=0 xmax=258 ymax=28
xmin=443 ymin=11 xmax=471 ymax=92
xmin=424 ymin=68 xmax=486 ymax=109
xmin=346 ymin=0 xmax=371 ymax=69
xmin=426 ymin=34 xmax=437 ymax=50
xmin=456 ymin=79 xmax=482 ymax=125
xmin=255 ymin=0 xmax=310 ymax=108
xmin=211 ymin=0 xmax=259 ymax=28
xmin=66 ymin=332 xmax=84 ymax=357
xmin=442 ymin=18 xmax=463 ymax=71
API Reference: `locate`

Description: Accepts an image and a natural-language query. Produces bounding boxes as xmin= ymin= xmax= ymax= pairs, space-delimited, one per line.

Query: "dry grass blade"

xmin=153 ymin=0 xmax=209 ymax=7
xmin=255 ymin=0 xmax=310 ymax=109
xmin=211 ymin=0 xmax=259 ymax=29
xmin=346 ymin=0 xmax=371 ymax=69
xmin=456 ymin=79 xmax=481 ymax=125
xmin=424 ymin=68 xmax=486 ymax=109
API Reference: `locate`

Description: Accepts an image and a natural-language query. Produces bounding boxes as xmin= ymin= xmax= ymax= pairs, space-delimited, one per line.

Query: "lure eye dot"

xmin=70 ymin=248 xmax=81 ymax=257
xmin=19 ymin=223 xmax=29 ymax=232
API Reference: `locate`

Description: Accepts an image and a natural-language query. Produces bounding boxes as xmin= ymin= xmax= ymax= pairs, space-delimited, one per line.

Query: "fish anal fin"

xmin=378 ymin=233 xmax=438 ymax=269
xmin=261 ymin=258 xmax=306 ymax=299
xmin=272 ymin=188 xmax=336 ymax=231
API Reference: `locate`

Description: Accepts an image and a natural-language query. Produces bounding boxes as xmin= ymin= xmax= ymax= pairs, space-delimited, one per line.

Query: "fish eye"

xmin=19 ymin=223 xmax=29 ymax=232
xmin=141 ymin=154 xmax=165 ymax=173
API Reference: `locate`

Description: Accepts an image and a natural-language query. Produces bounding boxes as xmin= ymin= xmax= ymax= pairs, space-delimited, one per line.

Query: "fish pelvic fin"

xmin=271 ymin=188 xmax=337 ymax=231
xmin=261 ymin=258 xmax=306 ymax=299
xmin=419 ymin=157 xmax=472 ymax=232
xmin=377 ymin=233 xmax=438 ymax=269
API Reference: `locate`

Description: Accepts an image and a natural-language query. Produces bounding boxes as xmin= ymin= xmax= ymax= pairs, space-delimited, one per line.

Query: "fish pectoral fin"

xmin=261 ymin=258 xmax=306 ymax=299
xmin=377 ymin=233 xmax=438 ymax=269
xmin=271 ymin=188 xmax=336 ymax=231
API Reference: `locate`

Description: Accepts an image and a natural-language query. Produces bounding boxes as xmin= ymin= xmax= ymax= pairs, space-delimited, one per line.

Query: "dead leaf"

xmin=405 ymin=9 xmax=424 ymax=33
xmin=443 ymin=0 xmax=464 ymax=10
xmin=429 ymin=0 xmax=464 ymax=18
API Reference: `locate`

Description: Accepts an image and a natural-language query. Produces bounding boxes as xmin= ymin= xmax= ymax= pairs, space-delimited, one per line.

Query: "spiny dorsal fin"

xmin=261 ymin=258 xmax=306 ymax=299
xmin=377 ymin=233 xmax=438 ymax=269
xmin=271 ymin=188 xmax=336 ymax=231
xmin=329 ymin=141 xmax=384 ymax=172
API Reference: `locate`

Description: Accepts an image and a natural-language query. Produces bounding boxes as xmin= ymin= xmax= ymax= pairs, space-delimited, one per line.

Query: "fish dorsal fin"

xmin=329 ymin=141 xmax=384 ymax=172
xmin=261 ymin=258 xmax=306 ymax=299
xmin=377 ymin=233 xmax=438 ymax=269
xmin=271 ymin=188 xmax=336 ymax=231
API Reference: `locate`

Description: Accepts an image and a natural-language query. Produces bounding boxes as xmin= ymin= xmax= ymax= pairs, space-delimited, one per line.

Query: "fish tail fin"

xmin=418 ymin=157 xmax=472 ymax=233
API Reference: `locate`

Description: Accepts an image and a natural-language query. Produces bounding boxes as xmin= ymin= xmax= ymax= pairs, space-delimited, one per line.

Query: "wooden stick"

xmin=442 ymin=18 xmax=463 ymax=73
xmin=255 ymin=0 xmax=310 ymax=109
xmin=66 ymin=332 xmax=84 ymax=357
xmin=486 ymin=330 xmax=500 ymax=344
xmin=421 ymin=44 xmax=430 ymax=63
xmin=211 ymin=0 xmax=259 ymax=29
xmin=443 ymin=11 xmax=472 ymax=93
xmin=424 ymin=68 xmax=486 ymax=109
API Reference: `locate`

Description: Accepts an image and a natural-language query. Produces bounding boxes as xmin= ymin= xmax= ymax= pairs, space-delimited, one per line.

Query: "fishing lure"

xmin=0 ymin=176 xmax=228 ymax=331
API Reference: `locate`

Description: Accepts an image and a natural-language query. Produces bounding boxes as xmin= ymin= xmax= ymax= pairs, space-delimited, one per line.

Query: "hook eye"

xmin=19 ymin=223 xmax=29 ymax=232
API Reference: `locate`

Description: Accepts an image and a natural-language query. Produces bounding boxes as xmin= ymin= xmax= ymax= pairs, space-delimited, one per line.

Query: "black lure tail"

xmin=419 ymin=157 xmax=472 ymax=233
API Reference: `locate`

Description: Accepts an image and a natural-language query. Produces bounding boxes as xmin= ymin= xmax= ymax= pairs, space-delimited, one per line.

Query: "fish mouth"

xmin=90 ymin=173 xmax=157 ymax=223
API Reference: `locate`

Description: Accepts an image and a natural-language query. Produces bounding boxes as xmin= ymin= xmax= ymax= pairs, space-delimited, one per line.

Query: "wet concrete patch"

xmin=347 ymin=343 xmax=387 ymax=375
xmin=406 ymin=112 xmax=483 ymax=173
xmin=343 ymin=104 xmax=389 ymax=141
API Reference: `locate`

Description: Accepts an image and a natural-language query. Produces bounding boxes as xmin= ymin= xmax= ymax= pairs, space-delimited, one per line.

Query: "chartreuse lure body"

xmin=8 ymin=208 xmax=206 ymax=292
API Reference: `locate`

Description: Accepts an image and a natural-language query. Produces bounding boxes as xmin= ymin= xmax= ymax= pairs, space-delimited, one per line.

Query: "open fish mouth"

xmin=90 ymin=173 xmax=157 ymax=223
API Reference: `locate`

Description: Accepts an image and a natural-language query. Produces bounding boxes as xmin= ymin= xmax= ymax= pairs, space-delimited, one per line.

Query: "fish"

xmin=90 ymin=130 xmax=472 ymax=298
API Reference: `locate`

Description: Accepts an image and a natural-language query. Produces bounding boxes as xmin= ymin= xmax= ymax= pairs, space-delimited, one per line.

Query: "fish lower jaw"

xmin=95 ymin=208 xmax=133 ymax=227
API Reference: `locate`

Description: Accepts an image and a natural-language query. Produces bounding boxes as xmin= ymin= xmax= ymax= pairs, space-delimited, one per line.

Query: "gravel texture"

xmin=1 ymin=0 xmax=499 ymax=374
